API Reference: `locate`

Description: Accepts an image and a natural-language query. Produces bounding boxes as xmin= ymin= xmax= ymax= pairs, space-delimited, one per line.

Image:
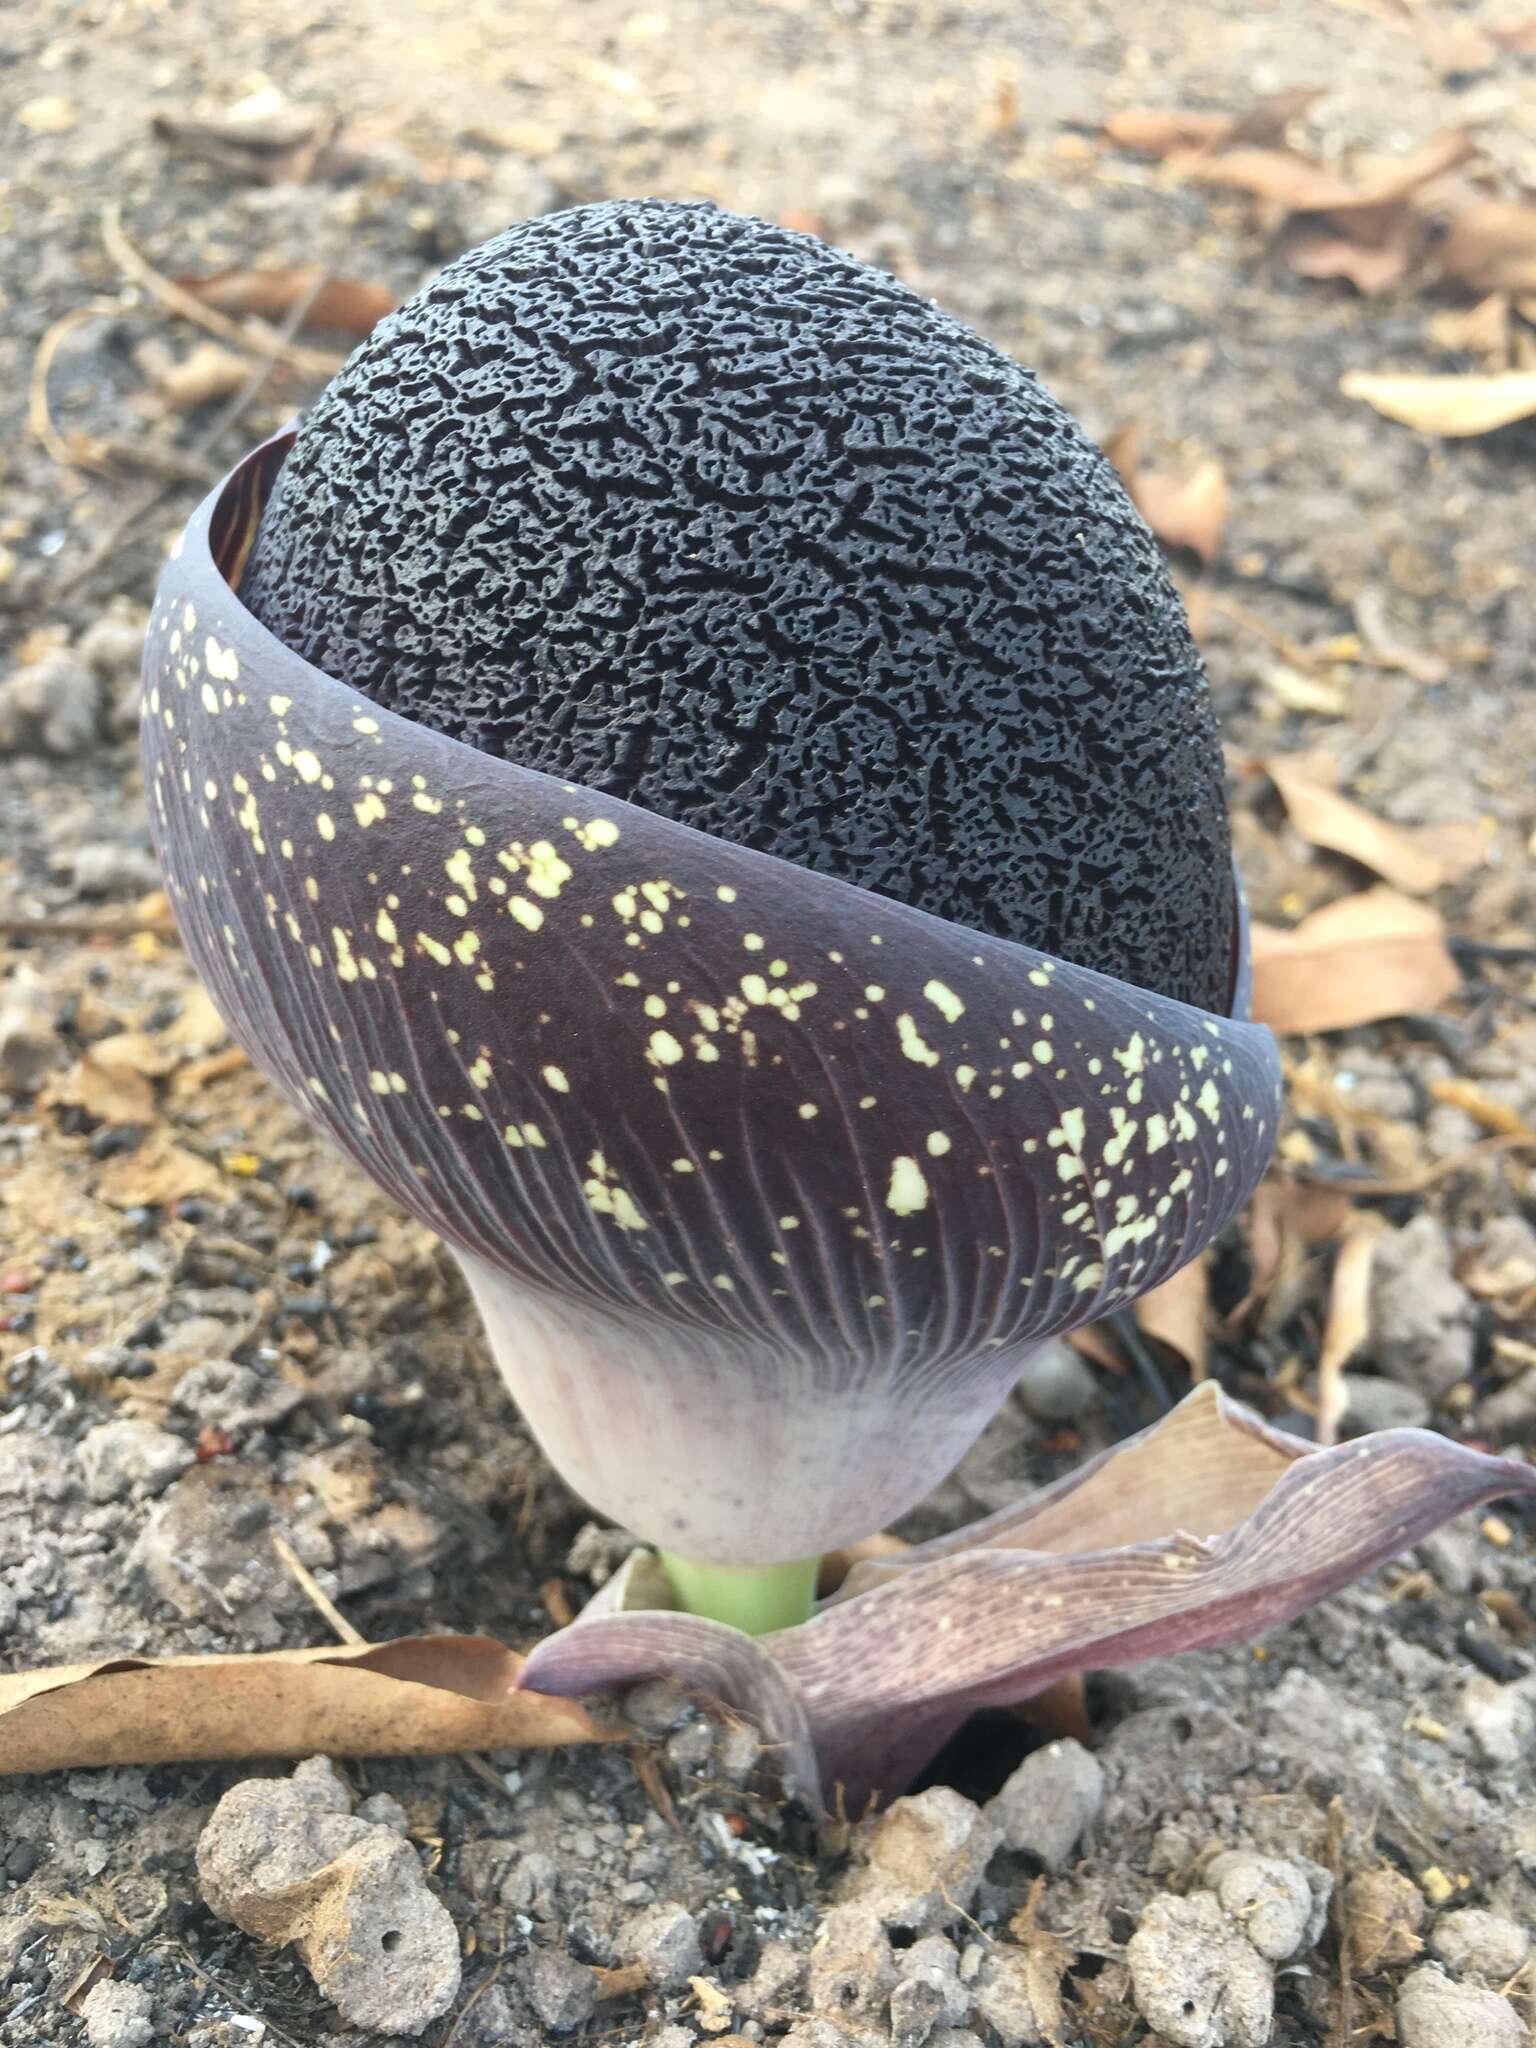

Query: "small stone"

xmin=0 ymin=966 xmax=63 ymax=1092
xmin=892 ymin=1973 xmax=945 ymax=2047
xmin=0 ymin=650 xmax=101 ymax=757
xmin=736 ymin=1939 xmax=808 ymax=2021
xmin=1127 ymin=1891 xmax=1274 ymax=2048
xmin=1397 ymin=1964 xmax=1526 ymax=2047
xmin=1339 ymin=1375 xmax=1431 ymax=1436
xmin=524 ymin=1949 xmax=597 ymax=2034
xmin=666 ymin=1718 xmax=714 ymax=1773
xmin=1343 ymin=1868 xmax=1424 ymax=1971
xmin=77 ymin=613 xmax=146 ymax=685
xmin=620 ymin=1901 xmax=704 ymax=1991
xmin=715 ymin=1719 xmax=761 ymax=1785
xmin=80 ymin=1980 xmax=154 ymax=2048
xmin=986 ymin=1739 xmax=1105 ymax=1870
xmin=1481 ymin=1369 xmax=1536 ymax=1439
xmin=1015 ymin=1340 xmax=1099 ymax=1422
xmin=197 ymin=1755 xmax=460 ymax=2035
xmin=1368 ymin=1215 xmax=1475 ymax=1402
xmin=968 ymin=1948 xmax=1045 ymax=2048
xmin=68 ymin=843 xmax=162 ymax=898
xmin=1428 ymin=1907 xmax=1529 ymax=1983
xmin=839 ymin=1788 xmax=1001 ymax=1935
xmin=896 ymin=1937 xmax=970 ymax=2029
xmin=356 ymin=1792 xmax=410 ymax=1833
xmin=1206 ymin=1851 xmax=1330 ymax=1961
xmin=172 ymin=1357 xmax=303 ymax=1435
xmin=809 ymin=1903 xmax=896 ymax=2022
xmin=78 ymin=1419 xmax=192 ymax=1503
xmin=1461 ymin=1675 xmax=1532 ymax=1765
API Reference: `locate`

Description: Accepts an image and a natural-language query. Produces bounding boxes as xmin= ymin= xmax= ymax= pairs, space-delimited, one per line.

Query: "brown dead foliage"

xmin=1103 ymin=422 xmax=1230 ymax=562
xmin=1251 ymin=887 xmax=1460 ymax=1033
xmin=174 ymin=265 xmax=397 ymax=339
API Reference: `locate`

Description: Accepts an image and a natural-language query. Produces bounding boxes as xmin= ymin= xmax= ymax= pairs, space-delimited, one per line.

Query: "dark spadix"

xmin=144 ymin=205 xmax=1286 ymax=1614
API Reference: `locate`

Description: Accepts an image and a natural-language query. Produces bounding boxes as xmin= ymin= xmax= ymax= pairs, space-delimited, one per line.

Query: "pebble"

xmin=623 ymin=1675 xmax=695 ymax=1736
xmin=77 ymin=1419 xmax=192 ymax=1503
xmin=1127 ymin=1891 xmax=1274 ymax=2048
xmin=0 ymin=966 xmax=62 ymax=1093
xmin=0 ymin=649 xmax=101 ymax=756
xmin=80 ymin=1980 xmax=154 ymax=2048
xmin=619 ymin=1900 xmax=704 ymax=1991
xmin=1338 ymin=1375 xmax=1431 ymax=1436
xmin=197 ymin=1755 xmax=460 ymax=2035
xmin=896 ymin=1936 xmax=971 ymax=2030
xmin=523 ymin=1949 xmax=597 ymax=2034
xmin=736 ymin=1939 xmax=809 ymax=2021
xmin=68 ymin=843 xmax=161 ymax=897
xmin=968 ymin=1948 xmax=1045 ymax=2048
xmin=1014 ymin=1340 xmax=1099 ymax=1422
xmin=839 ymin=1788 xmax=1001 ymax=1935
xmin=1342 ymin=1868 xmax=1425 ymax=1971
xmin=986 ymin=1739 xmax=1105 ymax=1870
xmin=1368 ymin=1215 xmax=1475 ymax=1401
xmin=1206 ymin=1850 xmax=1330 ymax=1961
xmin=1427 ymin=1907 xmax=1530 ymax=1983
xmin=1480 ymin=1368 xmax=1536 ymax=1440
xmin=1396 ymin=1963 xmax=1526 ymax=2046
xmin=810 ymin=1903 xmax=897 ymax=2023
xmin=1461 ymin=1675 xmax=1532 ymax=1766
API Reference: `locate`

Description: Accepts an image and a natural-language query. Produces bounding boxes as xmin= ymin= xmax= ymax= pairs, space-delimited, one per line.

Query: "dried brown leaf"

xmin=151 ymin=102 xmax=340 ymax=185
xmin=1251 ymin=888 xmax=1460 ymax=1033
xmin=1341 ymin=368 xmax=1536 ymax=436
xmin=39 ymin=1050 xmax=156 ymax=1125
xmin=1316 ymin=1216 xmax=1386 ymax=1445
xmin=0 ymin=1636 xmax=614 ymax=1775
xmin=1426 ymin=293 xmax=1514 ymax=367
xmin=1105 ymin=426 xmax=1229 ymax=561
xmin=175 ymin=265 xmax=397 ymax=339
xmin=1263 ymin=756 xmax=1485 ymax=894
xmin=1101 ymin=107 xmax=1232 ymax=157
xmin=1438 ymin=202 xmax=1536 ymax=297
xmin=1287 ymin=223 xmax=1418 ymax=296
xmin=147 ymin=340 xmax=252 ymax=411
xmin=1428 ymin=1077 xmax=1534 ymax=1139
xmin=1134 ymin=1252 xmax=1209 ymax=1381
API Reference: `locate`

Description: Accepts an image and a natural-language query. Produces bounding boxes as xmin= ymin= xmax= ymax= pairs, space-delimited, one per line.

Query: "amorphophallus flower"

xmin=140 ymin=202 xmax=1533 ymax=1795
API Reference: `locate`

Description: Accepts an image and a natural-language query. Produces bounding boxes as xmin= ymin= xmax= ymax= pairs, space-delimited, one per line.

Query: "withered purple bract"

xmin=143 ymin=429 xmax=1282 ymax=1567
xmin=520 ymin=1384 xmax=1536 ymax=1807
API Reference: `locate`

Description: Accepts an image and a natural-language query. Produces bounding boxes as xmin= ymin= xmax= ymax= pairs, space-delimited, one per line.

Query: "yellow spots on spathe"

xmin=376 ymin=907 xmax=397 ymax=946
xmin=583 ymin=1152 xmax=647 ymax=1232
xmin=926 ymin=1131 xmax=951 ymax=1157
xmin=1031 ymin=1040 xmax=1053 ymax=1064
xmin=713 ymin=1274 xmax=735 ymax=1292
xmin=741 ymin=972 xmax=769 ymax=1006
xmin=307 ymin=1077 xmax=329 ymax=1100
xmin=1113 ymin=1032 xmax=1147 ymax=1077
xmin=509 ymin=897 xmax=543 ymax=932
xmin=268 ymin=693 xmax=291 ymax=717
xmin=716 ymin=884 xmax=737 ymax=903
xmin=923 ymin=979 xmax=965 ymax=1024
xmin=303 ymin=876 xmax=320 ymax=904
xmin=454 ymin=932 xmax=480 ymax=966
xmin=1073 ymin=1261 xmax=1104 ymax=1294
xmin=419 ymin=932 xmax=452 ymax=967
xmin=1169 ymin=1167 xmax=1193 ymax=1196
xmin=956 ymin=1064 xmax=977 ymax=1093
xmin=200 ymin=683 xmax=221 ymax=716
xmin=647 ymin=1030 xmax=684 ymax=1067
xmin=797 ymin=1103 xmax=818 ymax=1120
xmin=354 ymin=792 xmax=387 ymax=828
xmin=643 ymin=994 xmax=667 ymax=1020
xmin=571 ymin=816 xmax=620 ymax=852
xmin=412 ymin=790 xmax=444 ymax=815
xmin=1049 ymin=1107 xmax=1086 ymax=1155
xmin=864 ymin=984 xmax=885 ymax=1003
xmin=542 ymin=1064 xmax=570 ymax=1094
xmin=523 ymin=840 xmax=572 ymax=899
xmin=332 ymin=928 xmax=361 ymax=984
xmin=352 ymin=714 xmax=380 ymax=735
xmin=445 ymin=846 xmax=478 ymax=902
xmin=468 ymin=1056 xmax=492 ymax=1090
xmin=886 ymin=1154 xmax=930 ymax=1216
xmin=779 ymin=1215 xmax=801 ymax=1230
xmin=1146 ymin=1113 xmax=1170 ymax=1153
xmin=369 ymin=1070 xmax=393 ymax=1094
xmin=1198 ymin=1078 xmax=1221 ymax=1123
xmin=1173 ymin=1101 xmax=1198 ymax=1142
xmin=612 ymin=887 xmax=638 ymax=922
xmin=316 ymin=813 xmax=335 ymax=841
xmin=1104 ymin=1108 xmax=1139 ymax=1169
xmin=462 ymin=1105 xmax=484 ymax=1122
xmin=292 ymin=749 xmax=322 ymax=784
xmin=896 ymin=1013 xmax=940 ymax=1067
xmin=204 ymin=636 xmax=239 ymax=682
xmin=1215 ymin=1157 xmax=1230 ymax=1177
xmin=671 ymin=1158 xmax=695 ymax=1173
xmin=743 ymin=933 xmax=764 ymax=952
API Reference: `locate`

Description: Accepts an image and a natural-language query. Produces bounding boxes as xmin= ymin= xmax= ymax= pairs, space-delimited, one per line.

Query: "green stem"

xmin=659 ymin=1552 xmax=820 ymax=1635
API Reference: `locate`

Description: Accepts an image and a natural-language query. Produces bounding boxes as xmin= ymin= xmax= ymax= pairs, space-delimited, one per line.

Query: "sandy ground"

xmin=3 ymin=0 xmax=1536 ymax=2042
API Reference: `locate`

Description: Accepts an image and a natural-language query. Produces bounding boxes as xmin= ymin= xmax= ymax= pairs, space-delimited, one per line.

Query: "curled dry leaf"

xmin=1437 ymin=202 xmax=1536 ymax=297
xmin=522 ymin=1384 xmax=1536 ymax=1807
xmin=0 ymin=1636 xmax=614 ymax=1775
xmin=175 ymin=265 xmax=398 ymax=340
xmin=143 ymin=340 xmax=253 ymax=412
xmin=1133 ymin=1251 xmax=1209 ymax=1381
xmin=1250 ymin=888 xmax=1459 ymax=1034
xmin=1104 ymin=423 xmax=1230 ymax=562
xmin=1315 ymin=1215 xmax=1386 ymax=1446
xmin=150 ymin=99 xmax=341 ymax=185
xmin=1100 ymin=88 xmax=1321 ymax=161
xmin=1262 ymin=756 xmax=1486 ymax=895
xmin=1340 ymin=368 xmax=1536 ymax=436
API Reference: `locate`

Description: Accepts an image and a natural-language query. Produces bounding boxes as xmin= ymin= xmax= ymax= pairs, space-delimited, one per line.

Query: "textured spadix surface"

xmin=239 ymin=201 xmax=1235 ymax=1014
xmin=520 ymin=1385 xmax=1536 ymax=1807
xmin=142 ymin=432 xmax=1281 ymax=1564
